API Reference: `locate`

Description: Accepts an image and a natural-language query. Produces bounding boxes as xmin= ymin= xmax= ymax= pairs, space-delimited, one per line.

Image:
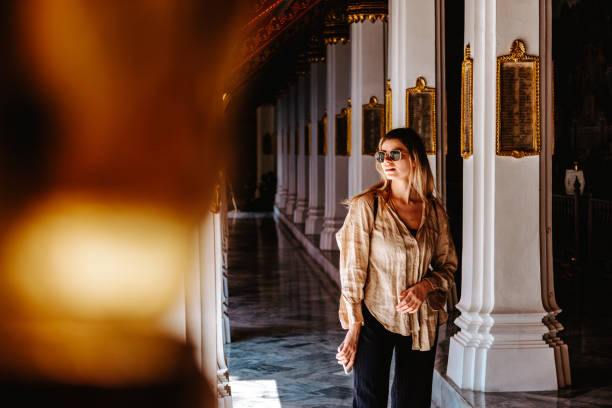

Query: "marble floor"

xmin=225 ymin=213 xmax=612 ymax=407
xmin=226 ymin=215 xmax=354 ymax=407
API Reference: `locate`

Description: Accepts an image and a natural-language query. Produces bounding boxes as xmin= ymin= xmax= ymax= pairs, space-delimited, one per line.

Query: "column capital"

xmin=324 ymin=11 xmax=350 ymax=45
xmin=307 ymin=35 xmax=326 ymax=63
xmin=347 ymin=0 xmax=388 ymax=24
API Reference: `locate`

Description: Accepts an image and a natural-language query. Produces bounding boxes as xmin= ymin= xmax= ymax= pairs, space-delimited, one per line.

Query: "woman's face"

xmin=379 ymin=139 xmax=413 ymax=182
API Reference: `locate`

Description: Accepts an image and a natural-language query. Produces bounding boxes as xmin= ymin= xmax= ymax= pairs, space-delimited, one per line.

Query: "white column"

xmin=256 ymin=104 xmax=275 ymax=199
xmin=446 ymin=0 xmax=557 ymax=392
xmin=306 ymin=59 xmax=327 ymax=234
xmin=285 ymin=85 xmax=297 ymax=216
xmin=294 ymin=72 xmax=310 ymax=224
xmin=320 ymin=40 xmax=350 ymax=251
xmin=388 ymin=0 xmax=437 ymax=183
xmin=275 ymin=94 xmax=288 ymax=209
xmin=348 ymin=15 xmax=386 ymax=198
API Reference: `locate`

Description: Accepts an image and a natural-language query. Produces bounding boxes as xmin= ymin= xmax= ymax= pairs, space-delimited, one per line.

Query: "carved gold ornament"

xmin=324 ymin=12 xmax=350 ymax=45
xmin=461 ymin=44 xmax=473 ymax=158
xmin=385 ymin=79 xmax=392 ymax=133
xmin=322 ymin=111 xmax=328 ymax=156
xmin=347 ymin=2 xmax=388 ymax=24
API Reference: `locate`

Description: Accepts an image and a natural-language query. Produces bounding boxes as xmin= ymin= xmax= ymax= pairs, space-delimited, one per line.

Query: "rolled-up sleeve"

xmin=424 ymin=203 xmax=458 ymax=310
xmin=335 ymin=195 xmax=374 ymax=327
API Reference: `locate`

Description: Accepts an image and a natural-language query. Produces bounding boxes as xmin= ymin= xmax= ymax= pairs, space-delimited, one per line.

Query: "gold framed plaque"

xmin=385 ymin=79 xmax=392 ymax=133
xmin=461 ymin=44 xmax=473 ymax=158
xmin=320 ymin=112 xmax=328 ymax=155
xmin=305 ymin=122 xmax=311 ymax=155
xmin=406 ymin=76 xmax=436 ymax=155
xmin=496 ymin=39 xmax=540 ymax=158
xmin=335 ymin=103 xmax=350 ymax=156
xmin=362 ymin=96 xmax=384 ymax=155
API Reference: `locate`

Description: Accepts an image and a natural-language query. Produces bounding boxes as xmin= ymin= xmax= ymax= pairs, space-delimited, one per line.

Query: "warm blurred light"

xmin=2 ymin=194 xmax=191 ymax=320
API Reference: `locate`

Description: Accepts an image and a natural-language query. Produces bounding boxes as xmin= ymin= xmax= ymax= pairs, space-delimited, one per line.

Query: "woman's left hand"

xmin=396 ymin=280 xmax=433 ymax=314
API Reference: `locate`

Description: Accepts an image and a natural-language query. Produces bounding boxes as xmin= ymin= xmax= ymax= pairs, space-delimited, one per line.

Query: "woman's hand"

xmin=396 ymin=280 xmax=433 ymax=314
xmin=336 ymin=323 xmax=361 ymax=372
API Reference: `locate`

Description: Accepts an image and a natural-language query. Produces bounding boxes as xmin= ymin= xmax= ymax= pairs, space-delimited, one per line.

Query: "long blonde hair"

xmin=350 ymin=128 xmax=438 ymax=207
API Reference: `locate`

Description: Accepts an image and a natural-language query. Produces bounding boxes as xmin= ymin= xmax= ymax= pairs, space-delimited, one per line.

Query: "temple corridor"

xmin=223 ymin=213 xmax=612 ymax=407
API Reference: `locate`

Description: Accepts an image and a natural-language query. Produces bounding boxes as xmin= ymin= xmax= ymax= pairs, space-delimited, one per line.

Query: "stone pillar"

xmin=275 ymin=94 xmax=288 ymax=209
xmin=539 ymin=0 xmax=571 ymax=388
xmin=305 ymin=37 xmax=327 ymax=235
xmin=446 ymin=0 xmax=557 ymax=392
xmin=256 ymin=104 xmax=275 ymax=199
xmin=294 ymin=56 xmax=310 ymax=224
xmin=347 ymin=1 xmax=387 ymax=198
xmin=320 ymin=11 xmax=350 ymax=251
xmin=285 ymin=85 xmax=297 ymax=216
xmin=187 ymin=194 xmax=232 ymax=405
xmin=388 ymin=0 xmax=437 ymax=183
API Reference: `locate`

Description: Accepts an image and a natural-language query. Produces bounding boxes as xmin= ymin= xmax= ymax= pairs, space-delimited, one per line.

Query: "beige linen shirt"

xmin=335 ymin=191 xmax=458 ymax=351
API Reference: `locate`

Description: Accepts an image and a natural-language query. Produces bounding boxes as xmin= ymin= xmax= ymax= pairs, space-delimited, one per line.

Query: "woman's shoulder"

xmin=349 ymin=190 xmax=377 ymax=210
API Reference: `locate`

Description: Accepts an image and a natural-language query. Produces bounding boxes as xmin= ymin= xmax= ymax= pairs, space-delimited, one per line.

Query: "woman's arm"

xmin=336 ymin=195 xmax=374 ymax=326
xmin=423 ymin=202 xmax=458 ymax=310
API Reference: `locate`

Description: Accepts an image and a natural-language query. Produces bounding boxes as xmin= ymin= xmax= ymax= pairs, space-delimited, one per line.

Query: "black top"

xmin=409 ymin=228 xmax=417 ymax=237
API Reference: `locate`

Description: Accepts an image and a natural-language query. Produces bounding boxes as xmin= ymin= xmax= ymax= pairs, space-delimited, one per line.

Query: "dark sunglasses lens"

xmin=390 ymin=150 xmax=401 ymax=161
xmin=375 ymin=151 xmax=385 ymax=163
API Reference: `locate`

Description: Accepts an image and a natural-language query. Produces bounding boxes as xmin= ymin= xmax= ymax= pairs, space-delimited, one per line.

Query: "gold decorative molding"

xmin=385 ymin=79 xmax=392 ymax=133
xmin=406 ymin=76 xmax=437 ymax=155
xmin=363 ymin=96 xmax=385 ymax=155
xmin=347 ymin=1 xmax=388 ymax=23
xmin=324 ymin=11 xmax=350 ymax=45
xmin=296 ymin=52 xmax=309 ymax=76
xmin=335 ymin=101 xmax=351 ymax=156
xmin=322 ymin=111 xmax=328 ymax=156
xmin=461 ymin=44 xmax=473 ymax=158
xmin=496 ymin=39 xmax=541 ymax=158
xmin=347 ymin=99 xmax=353 ymax=155
xmin=307 ymin=35 xmax=326 ymax=63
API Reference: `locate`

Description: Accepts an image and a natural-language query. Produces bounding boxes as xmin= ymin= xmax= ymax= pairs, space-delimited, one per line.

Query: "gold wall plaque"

xmin=335 ymin=104 xmax=350 ymax=156
xmin=305 ymin=122 xmax=311 ymax=155
xmin=362 ymin=96 xmax=384 ymax=155
xmin=406 ymin=76 xmax=436 ymax=154
xmin=385 ymin=79 xmax=392 ymax=133
xmin=318 ymin=113 xmax=327 ymax=155
xmin=496 ymin=39 xmax=540 ymax=158
xmin=461 ymin=44 xmax=473 ymax=158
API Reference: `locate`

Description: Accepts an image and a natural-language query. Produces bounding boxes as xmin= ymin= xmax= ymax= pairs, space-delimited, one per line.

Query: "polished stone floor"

xmin=225 ymin=215 xmax=354 ymax=407
xmin=225 ymin=213 xmax=612 ymax=407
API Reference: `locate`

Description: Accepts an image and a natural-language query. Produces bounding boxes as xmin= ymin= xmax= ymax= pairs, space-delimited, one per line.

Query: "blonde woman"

xmin=335 ymin=128 xmax=457 ymax=407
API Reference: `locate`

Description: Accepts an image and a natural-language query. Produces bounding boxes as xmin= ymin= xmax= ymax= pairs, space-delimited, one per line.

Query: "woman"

xmin=335 ymin=128 xmax=457 ymax=407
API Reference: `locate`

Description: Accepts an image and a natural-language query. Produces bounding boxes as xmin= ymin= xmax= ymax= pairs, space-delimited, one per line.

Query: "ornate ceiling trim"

xmin=237 ymin=0 xmax=322 ymax=72
xmin=242 ymin=0 xmax=285 ymax=33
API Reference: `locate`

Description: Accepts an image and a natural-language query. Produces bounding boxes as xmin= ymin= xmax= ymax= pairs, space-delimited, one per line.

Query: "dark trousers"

xmin=353 ymin=305 xmax=438 ymax=408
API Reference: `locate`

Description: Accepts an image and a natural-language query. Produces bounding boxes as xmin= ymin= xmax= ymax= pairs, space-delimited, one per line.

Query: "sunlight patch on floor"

xmin=230 ymin=378 xmax=282 ymax=408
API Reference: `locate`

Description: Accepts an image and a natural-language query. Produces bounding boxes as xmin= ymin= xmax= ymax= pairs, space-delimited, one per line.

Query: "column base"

xmin=448 ymin=312 xmax=557 ymax=392
xmin=293 ymin=199 xmax=308 ymax=224
xmin=319 ymin=217 xmax=344 ymax=251
xmin=305 ymin=207 xmax=325 ymax=234
xmin=285 ymin=194 xmax=297 ymax=218
xmin=275 ymin=189 xmax=288 ymax=210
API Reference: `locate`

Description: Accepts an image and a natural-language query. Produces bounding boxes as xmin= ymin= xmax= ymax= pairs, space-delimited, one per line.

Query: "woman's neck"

xmin=389 ymin=180 xmax=421 ymax=204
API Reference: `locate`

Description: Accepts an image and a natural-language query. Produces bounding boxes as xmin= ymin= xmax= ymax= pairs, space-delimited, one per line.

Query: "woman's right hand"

xmin=336 ymin=323 xmax=361 ymax=372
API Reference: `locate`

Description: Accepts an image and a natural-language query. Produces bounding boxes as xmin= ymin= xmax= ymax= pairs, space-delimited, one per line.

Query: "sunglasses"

xmin=375 ymin=149 xmax=403 ymax=163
